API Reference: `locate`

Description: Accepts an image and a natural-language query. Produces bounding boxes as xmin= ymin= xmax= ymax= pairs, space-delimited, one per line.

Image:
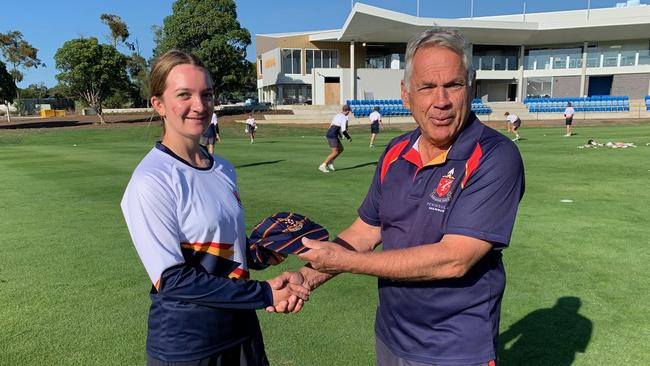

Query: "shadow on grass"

xmin=235 ymin=160 xmax=285 ymax=169
xmin=336 ymin=162 xmax=378 ymax=171
xmin=0 ymin=120 xmax=93 ymax=129
xmin=498 ymin=296 xmax=592 ymax=366
xmin=251 ymin=141 xmax=280 ymax=144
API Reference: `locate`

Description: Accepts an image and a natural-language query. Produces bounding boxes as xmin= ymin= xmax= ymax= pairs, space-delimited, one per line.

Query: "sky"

xmin=2 ymin=0 xmax=647 ymax=88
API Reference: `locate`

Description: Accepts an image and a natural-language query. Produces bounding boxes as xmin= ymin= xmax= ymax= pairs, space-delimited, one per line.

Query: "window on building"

xmin=281 ymin=48 xmax=302 ymax=74
xmin=306 ymin=49 xmax=338 ymax=74
xmin=526 ymin=77 xmax=553 ymax=98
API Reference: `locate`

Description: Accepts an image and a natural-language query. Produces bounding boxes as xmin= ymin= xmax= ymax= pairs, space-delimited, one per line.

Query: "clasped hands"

xmin=265 ymin=237 xmax=354 ymax=314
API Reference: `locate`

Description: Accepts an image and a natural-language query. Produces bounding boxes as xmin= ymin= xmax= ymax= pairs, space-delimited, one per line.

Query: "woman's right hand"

xmin=265 ymin=272 xmax=310 ymax=313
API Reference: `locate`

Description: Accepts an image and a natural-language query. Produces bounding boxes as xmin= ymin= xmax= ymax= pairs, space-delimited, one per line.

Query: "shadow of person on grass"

xmin=235 ymin=160 xmax=285 ymax=169
xmin=335 ymin=162 xmax=377 ymax=171
xmin=499 ymin=296 xmax=592 ymax=366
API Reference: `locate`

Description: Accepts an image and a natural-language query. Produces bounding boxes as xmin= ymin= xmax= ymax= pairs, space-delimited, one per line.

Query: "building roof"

xmin=302 ymin=2 xmax=650 ymax=45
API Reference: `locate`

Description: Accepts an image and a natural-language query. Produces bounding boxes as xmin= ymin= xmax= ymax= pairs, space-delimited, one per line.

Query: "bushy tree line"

xmin=2 ymin=0 xmax=256 ymax=124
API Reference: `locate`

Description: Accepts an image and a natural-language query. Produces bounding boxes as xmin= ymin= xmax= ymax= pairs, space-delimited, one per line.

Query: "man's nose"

xmin=431 ymin=87 xmax=451 ymax=108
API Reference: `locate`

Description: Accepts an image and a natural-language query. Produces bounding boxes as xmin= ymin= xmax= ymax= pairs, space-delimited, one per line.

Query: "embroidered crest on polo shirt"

xmin=428 ymin=168 xmax=455 ymax=213
xmin=434 ymin=168 xmax=455 ymax=198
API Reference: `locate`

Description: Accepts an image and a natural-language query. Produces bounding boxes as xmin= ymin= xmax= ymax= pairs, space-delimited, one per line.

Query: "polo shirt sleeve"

xmin=444 ymin=141 xmax=525 ymax=248
xmin=357 ymin=149 xmax=387 ymax=227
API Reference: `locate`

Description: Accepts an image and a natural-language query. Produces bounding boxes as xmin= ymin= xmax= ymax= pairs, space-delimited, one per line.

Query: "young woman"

xmin=121 ymin=50 xmax=308 ymax=365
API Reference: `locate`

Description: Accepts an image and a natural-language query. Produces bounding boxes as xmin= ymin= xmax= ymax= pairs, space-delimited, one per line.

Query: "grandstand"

xmin=524 ymin=96 xmax=629 ymax=113
xmin=256 ymin=2 xmax=650 ymax=119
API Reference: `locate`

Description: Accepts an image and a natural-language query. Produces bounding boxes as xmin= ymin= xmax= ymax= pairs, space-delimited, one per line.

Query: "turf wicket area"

xmin=0 ymin=121 xmax=649 ymax=365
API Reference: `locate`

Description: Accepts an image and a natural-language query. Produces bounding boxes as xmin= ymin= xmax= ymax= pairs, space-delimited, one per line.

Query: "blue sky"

xmin=2 ymin=0 xmax=645 ymax=88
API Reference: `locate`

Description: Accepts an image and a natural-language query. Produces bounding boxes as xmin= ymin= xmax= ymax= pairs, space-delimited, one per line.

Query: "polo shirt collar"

xmin=401 ymin=113 xmax=484 ymax=167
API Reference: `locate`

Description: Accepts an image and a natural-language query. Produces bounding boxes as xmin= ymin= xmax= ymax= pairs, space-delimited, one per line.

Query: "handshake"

xmin=265 ymin=271 xmax=310 ymax=314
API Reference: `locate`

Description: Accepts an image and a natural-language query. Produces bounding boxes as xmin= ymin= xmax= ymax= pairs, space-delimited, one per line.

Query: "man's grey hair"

xmin=403 ymin=28 xmax=475 ymax=91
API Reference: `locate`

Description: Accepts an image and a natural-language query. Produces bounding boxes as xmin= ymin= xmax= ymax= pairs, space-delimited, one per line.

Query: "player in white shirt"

xmin=368 ymin=106 xmax=384 ymax=148
xmin=202 ymin=112 xmax=220 ymax=153
xmin=245 ymin=113 xmax=257 ymax=143
xmin=504 ymin=112 xmax=522 ymax=141
xmin=319 ymin=104 xmax=352 ymax=173
xmin=563 ymin=102 xmax=575 ymax=137
xmin=120 ymin=50 xmax=308 ymax=365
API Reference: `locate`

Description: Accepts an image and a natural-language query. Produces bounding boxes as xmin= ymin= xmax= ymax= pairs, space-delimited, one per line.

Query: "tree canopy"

xmin=0 ymin=31 xmax=44 ymax=85
xmin=100 ymin=13 xmax=134 ymax=51
xmin=55 ymin=37 xmax=129 ymax=124
xmin=0 ymin=61 xmax=16 ymax=103
xmin=154 ymin=0 xmax=252 ymax=99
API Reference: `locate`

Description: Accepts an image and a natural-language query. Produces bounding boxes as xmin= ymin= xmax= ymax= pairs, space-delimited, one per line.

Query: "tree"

xmin=20 ymin=82 xmax=49 ymax=99
xmin=126 ymin=53 xmax=150 ymax=107
xmin=55 ymin=37 xmax=129 ymax=124
xmin=154 ymin=0 xmax=251 ymax=100
xmin=0 ymin=31 xmax=44 ymax=115
xmin=0 ymin=61 xmax=16 ymax=122
xmin=100 ymin=13 xmax=135 ymax=51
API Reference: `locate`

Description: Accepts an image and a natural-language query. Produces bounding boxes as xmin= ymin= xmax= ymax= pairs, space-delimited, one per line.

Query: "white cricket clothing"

xmin=505 ymin=114 xmax=519 ymax=124
xmin=245 ymin=118 xmax=256 ymax=127
xmin=210 ymin=113 xmax=218 ymax=126
xmin=564 ymin=107 xmax=575 ymax=117
xmin=330 ymin=112 xmax=349 ymax=133
xmin=121 ymin=146 xmax=248 ymax=286
xmin=369 ymin=111 xmax=381 ymax=122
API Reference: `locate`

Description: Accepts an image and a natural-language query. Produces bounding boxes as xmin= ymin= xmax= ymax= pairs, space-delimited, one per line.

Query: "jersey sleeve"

xmin=121 ymin=170 xmax=273 ymax=309
xmin=158 ymin=264 xmax=272 ymax=309
xmin=121 ymin=172 xmax=185 ymax=287
xmin=444 ymin=141 xmax=525 ymax=248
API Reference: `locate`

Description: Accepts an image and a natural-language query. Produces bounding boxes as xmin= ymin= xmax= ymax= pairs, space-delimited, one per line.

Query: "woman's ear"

xmin=151 ymin=96 xmax=165 ymax=118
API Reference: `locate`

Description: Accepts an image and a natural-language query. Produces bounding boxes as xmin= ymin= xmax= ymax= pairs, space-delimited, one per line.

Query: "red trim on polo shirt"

xmin=380 ymin=140 xmax=410 ymax=183
xmin=461 ymin=143 xmax=483 ymax=188
xmin=402 ymin=147 xmax=422 ymax=168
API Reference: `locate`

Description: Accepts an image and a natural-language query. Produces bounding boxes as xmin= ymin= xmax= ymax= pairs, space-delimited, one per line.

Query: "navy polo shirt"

xmin=358 ymin=114 xmax=525 ymax=365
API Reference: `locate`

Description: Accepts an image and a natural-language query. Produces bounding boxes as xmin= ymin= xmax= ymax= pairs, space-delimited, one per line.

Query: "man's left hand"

xmin=298 ymin=238 xmax=354 ymax=274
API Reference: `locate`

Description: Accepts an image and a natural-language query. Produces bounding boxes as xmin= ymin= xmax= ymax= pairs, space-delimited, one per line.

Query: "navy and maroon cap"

xmin=249 ymin=212 xmax=329 ymax=265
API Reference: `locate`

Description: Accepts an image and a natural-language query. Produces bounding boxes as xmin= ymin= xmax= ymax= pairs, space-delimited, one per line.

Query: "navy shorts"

xmin=371 ymin=122 xmax=380 ymax=134
xmin=147 ymin=335 xmax=269 ymax=366
xmin=376 ymin=337 xmax=494 ymax=366
xmin=327 ymin=137 xmax=341 ymax=148
xmin=565 ymin=117 xmax=573 ymax=125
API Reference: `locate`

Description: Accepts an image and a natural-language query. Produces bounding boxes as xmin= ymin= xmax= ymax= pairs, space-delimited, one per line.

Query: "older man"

xmin=295 ymin=28 xmax=525 ymax=366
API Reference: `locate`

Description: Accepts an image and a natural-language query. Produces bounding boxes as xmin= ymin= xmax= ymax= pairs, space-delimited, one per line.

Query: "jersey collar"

xmin=155 ymin=142 xmax=214 ymax=171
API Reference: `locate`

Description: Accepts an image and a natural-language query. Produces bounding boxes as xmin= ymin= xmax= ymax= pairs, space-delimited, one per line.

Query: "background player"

xmin=319 ymin=104 xmax=352 ymax=173
xmin=368 ymin=106 xmax=384 ymax=148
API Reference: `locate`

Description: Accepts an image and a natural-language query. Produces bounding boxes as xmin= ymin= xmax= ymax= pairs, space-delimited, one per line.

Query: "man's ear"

xmin=400 ymin=80 xmax=411 ymax=110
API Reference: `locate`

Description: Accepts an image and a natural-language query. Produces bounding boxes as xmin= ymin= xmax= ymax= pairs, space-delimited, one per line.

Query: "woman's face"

xmin=152 ymin=64 xmax=214 ymax=142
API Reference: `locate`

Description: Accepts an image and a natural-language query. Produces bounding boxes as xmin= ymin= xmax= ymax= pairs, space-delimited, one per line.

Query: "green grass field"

xmin=1 ymin=121 xmax=649 ymax=365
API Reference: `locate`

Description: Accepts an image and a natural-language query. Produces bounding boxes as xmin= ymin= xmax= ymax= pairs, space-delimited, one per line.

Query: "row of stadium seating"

xmin=525 ymin=96 xmax=630 ymax=113
xmin=347 ymin=99 xmax=409 ymax=117
xmin=347 ymin=99 xmax=494 ymax=117
xmin=347 ymin=99 xmax=403 ymax=106
xmin=471 ymin=99 xmax=492 ymax=115
xmin=646 ymin=96 xmax=650 ymax=111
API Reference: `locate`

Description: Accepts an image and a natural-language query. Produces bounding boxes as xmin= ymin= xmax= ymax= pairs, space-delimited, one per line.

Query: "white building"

xmin=255 ymin=2 xmax=650 ymax=105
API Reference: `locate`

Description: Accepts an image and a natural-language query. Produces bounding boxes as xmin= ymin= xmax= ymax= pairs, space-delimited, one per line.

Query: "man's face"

xmin=401 ymin=46 xmax=472 ymax=150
